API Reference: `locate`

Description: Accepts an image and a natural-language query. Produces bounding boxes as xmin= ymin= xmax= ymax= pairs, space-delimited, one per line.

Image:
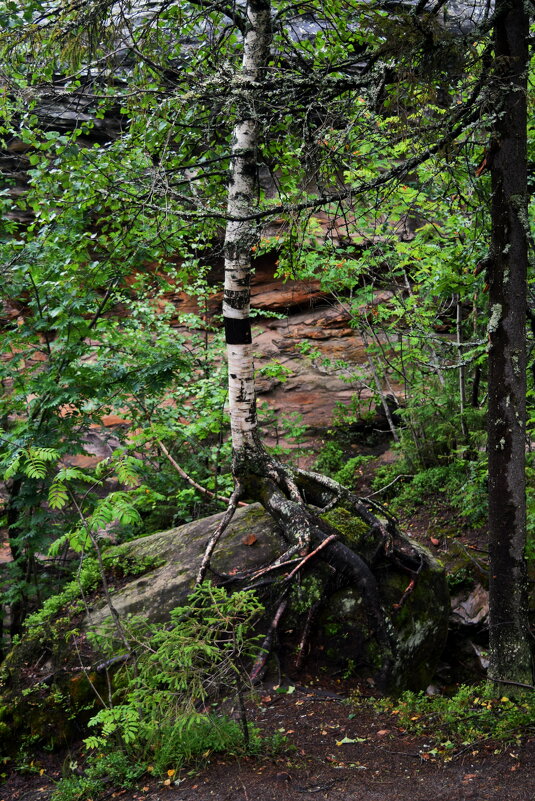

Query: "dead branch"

xmin=196 ymin=482 xmax=244 ymax=584
xmin=284 ymin=534 xmax=338 ymax=582
xmin=157 ymin=439 xmax=248 ymax=508
xmin=295 ymin=599 xmax=322 ymax=671
xmin=250 ymin=595 xmax=289 ymax=683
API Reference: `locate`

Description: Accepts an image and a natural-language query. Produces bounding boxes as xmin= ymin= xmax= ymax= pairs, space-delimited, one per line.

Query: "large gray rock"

xmin=0 ymin=504 xmax=449 ymax=750
xmin=87 ymin=503 xmax=285 ymax=628
xmin=87 ymin=505 xmax=449 ymax=695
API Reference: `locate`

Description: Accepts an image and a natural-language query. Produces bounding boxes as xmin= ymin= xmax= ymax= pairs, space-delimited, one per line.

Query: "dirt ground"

xmin=2 ymin=682 xmax=534 ymax=801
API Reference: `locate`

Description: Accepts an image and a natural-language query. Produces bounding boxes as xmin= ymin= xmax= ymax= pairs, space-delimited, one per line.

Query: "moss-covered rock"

xmin=0 ymin=503 xmax=449 ymax=751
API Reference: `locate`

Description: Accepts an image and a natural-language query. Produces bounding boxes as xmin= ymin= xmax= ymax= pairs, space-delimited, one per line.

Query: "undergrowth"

xmin=359 ymin=684 xmax=535 ymax=759
xmin=51 ymin=582 xmax=265 ymax=801
xmin=52 ymin=717 xmax=260 ymax=801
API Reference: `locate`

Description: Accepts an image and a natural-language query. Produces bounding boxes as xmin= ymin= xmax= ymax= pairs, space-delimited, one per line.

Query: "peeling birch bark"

xmin=223 ymin=1 xmax=272 ymax=454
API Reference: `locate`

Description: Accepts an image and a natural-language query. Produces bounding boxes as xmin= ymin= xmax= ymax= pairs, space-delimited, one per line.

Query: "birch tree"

xmin=1 ymin=0 xmax=533 ymax=687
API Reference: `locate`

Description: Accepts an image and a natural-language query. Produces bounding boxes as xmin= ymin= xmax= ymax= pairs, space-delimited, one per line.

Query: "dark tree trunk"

xmin=487 ymin=0 xmax=533 ymax=686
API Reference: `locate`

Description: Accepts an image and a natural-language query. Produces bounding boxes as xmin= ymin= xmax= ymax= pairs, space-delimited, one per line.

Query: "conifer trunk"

xmin=487 ymin=0 xmax=533 ymax=686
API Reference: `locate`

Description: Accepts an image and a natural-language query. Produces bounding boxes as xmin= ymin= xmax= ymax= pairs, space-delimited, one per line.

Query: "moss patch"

xmin=321 ymin=507 xmax=380 ymax=563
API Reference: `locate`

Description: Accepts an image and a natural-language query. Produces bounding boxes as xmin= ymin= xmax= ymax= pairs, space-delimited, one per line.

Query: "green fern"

xmin=48 ymin=482 xmax=70 ymax=510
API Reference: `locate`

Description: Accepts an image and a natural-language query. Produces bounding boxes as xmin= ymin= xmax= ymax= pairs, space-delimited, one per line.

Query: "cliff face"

xmin=152 ymin=253 xmax=398 ymax=441
xmin=0 ymin=248 xmax=394 ymax=459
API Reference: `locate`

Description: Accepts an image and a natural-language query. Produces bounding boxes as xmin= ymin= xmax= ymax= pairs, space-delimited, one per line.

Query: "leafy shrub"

xmin=314 ymin=442 xmax=346 ymax=475
xmin=52 ymin=583 xmax=264 ymax=799
xmin=370 ymin=456 xmax=488 ymax=526
xmin=314 ymin=444 xmax=373 ymax=486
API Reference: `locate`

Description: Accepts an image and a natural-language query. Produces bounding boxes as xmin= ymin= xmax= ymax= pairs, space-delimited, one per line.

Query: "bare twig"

xmin=250 ymin=596 xmax=289 ymax=683
xmin=284 ymin=534 xmax=338 ymax=582
xmin=487 ymin=677 xmax=535 ymax=690
xmin=69 ymin=492 xmax=131 ymax=654
xmin=295 ymin=599 xmax=322 ymax=671
xmin=196 ymin=483 xmax=244 ymax=584
xmin=392 ymin=578 xmax=416 ymax=611
xmin=247 ymin=555 xmax=303 ymax=582
xmin=157 ymin=438 xmax=248 ymax=508
xmin=364 ymin=474 xmax=414 ymax=499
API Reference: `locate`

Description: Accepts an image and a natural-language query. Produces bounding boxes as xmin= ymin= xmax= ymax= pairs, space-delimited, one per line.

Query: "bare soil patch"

xmin=2 ymin=683 xmax=533 ymax=801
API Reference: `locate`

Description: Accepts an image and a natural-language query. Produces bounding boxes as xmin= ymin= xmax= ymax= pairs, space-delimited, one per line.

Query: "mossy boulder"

xmin=0 ymin=503 xmax=449 ymax=751
xmin=316 ymin=508 xmax=450 ymax=691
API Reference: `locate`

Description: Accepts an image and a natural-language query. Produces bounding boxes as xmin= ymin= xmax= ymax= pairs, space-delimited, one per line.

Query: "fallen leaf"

xmin=430 ymin=537 xmax=440 ymax=546
xmin=242 ymin=534 xmax=257 ymax=546
xmin=377 ymin=729 xmax=389 ymax=736
xmin=261 ymin=695 xmax=272 ymax=703
xmin=336 ymin=736 xmax=366 ymax=745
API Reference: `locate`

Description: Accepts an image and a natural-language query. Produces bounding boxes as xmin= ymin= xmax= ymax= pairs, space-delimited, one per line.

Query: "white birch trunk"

xmin=224 ymin=1 xmax=271 ymax=454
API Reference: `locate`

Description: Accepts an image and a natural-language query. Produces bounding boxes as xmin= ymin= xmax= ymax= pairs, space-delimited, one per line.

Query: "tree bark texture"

xmin=487 ymin=0 xmax=533 ymax=685
xmin=224 ymin=1 xmax=271 ymax=455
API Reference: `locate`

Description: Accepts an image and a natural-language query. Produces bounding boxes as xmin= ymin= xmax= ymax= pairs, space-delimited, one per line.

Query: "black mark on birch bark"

xmin=225 ymin=316 xmax=252 ymax=344
xmin=224 ymin=290 xmax=250 ymax=310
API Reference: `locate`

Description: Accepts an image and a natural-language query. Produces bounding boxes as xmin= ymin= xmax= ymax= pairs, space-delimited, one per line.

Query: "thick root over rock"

xmin=198 ymin=447 xmax=426 ymax=691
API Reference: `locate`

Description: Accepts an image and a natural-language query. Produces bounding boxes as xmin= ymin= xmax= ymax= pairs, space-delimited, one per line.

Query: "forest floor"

xmin=2 ymin=683 xmax=534 ymax=801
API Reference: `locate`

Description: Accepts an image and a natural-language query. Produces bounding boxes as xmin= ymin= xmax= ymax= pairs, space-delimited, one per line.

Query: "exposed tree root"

xmin=196 ymin=482 xmax=244 ymax=584
xmin=198 ymin=447 xmax=426 ymax=689
xmin=258 ymin=478 xmax=395 ymax=688
xmin=250 ymin=595 xmax=289 ymax=683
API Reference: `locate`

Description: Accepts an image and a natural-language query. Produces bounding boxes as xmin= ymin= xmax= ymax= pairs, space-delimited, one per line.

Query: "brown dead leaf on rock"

xmin=242 ymin=534 xmax=258 ymax=546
